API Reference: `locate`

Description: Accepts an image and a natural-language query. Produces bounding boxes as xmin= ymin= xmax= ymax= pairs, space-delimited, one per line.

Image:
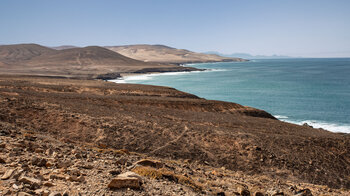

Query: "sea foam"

xmin=278 ymin=117 xmax=350 ymax=133
xmin=274 ymin=115 xmax=288 ymax=119
xmin=110 ymin=69 xmax=226 ymax=84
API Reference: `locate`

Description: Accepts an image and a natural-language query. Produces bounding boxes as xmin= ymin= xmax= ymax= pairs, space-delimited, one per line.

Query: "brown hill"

xmin=0 ymin=44 xmax=55 ymax=63
xmin=0 ymin=44 xmax=199 ymax=79
xmin=105 ymin=44 xmax=246 ymax=64
xmin=0 ymin=76 xmax=349 ymax=191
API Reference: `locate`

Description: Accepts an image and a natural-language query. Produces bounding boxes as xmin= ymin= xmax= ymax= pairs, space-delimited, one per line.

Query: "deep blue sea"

xmin=111 ymin=58 xmax=350 ymax=133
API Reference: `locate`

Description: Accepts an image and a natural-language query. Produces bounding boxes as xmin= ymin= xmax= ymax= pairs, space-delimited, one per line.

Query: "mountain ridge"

xmin=50 ymin=44 xmax=247 ymax=64
xmin=105 ymin=44 xmax=247 ymax=64
xmin=0 ymin=44 xmax=200 ymax=79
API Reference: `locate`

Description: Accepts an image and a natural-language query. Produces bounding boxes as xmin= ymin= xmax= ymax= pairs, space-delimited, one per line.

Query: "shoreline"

xmin=1 ymin=75 xmax=349 ymax=192
xmin=109 ymin=63 xmax=350 ymax=134
xmin=110 ymin=63 xmax=210 ymax=83
xmin=278 ymin=118 xmax=350 ymax=134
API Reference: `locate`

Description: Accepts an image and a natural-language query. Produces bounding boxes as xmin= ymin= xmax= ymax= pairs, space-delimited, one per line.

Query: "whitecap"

xmin=274 ymin=115 xmax=289 ymax=119
xmin=109 ymin=78 xmax=126 ymax=83
xmin=109 ymin=69 xmax=226 ymax=83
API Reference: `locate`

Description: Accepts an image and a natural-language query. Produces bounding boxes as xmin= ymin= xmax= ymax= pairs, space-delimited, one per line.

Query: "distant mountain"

xmin=0 ymin=43 xmax=56 ymax=63
xmin=105 ymin=45 xmax=247 ymax=64
xmin=205 ymin=51 xmax=293 ymax=59
xmin=0 ymin=44 xmax=198 ymax=79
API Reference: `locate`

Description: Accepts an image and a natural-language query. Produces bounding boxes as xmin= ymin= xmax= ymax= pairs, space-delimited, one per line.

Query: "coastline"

xmin=279 ymin=118 xmax=350 ymax=134
xmin=112 ymin=60 xmax=246 ymax=81
xmin=110 ymin=60 xmax=241 ymax=82
xmin=110 ymin=61 xmax=350 ymax=134
xmin=2 ymin=75 xmax=350 ymax=193
xmin=110 ymin=63 xmax=210 ymax=83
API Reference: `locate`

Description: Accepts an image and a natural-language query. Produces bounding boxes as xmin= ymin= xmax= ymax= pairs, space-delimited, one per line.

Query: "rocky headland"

xmin=0 ymin=76 xmax=349 ymax=195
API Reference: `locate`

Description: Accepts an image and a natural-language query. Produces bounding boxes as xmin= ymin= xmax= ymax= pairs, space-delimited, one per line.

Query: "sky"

xmin=1 ymin=0 xmax=350 ymax=57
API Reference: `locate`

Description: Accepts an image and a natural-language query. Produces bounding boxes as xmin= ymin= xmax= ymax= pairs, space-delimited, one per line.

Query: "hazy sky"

xmin=1 ymin=0 xmax=350 ymax=57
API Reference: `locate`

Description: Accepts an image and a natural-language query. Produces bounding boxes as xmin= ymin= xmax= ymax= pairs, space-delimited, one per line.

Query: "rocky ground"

xmin=0 ymin=75 xmax=350 ymax=195
xmin=0 ymin=122 xmax=346 ymax=196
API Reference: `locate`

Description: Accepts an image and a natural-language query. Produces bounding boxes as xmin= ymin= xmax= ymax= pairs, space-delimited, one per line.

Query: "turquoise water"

xmin=111 ymin=58 xmax=350 ymax=133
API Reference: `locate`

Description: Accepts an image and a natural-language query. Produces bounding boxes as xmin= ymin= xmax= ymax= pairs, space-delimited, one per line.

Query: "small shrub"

xmin=132 ymin=166 xmax=202 ymax=191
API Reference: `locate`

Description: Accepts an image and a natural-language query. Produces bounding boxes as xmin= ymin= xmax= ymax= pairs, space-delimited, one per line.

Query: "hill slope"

xmin=0 ymin=76 xmax=349 ymax=192
xmin=105 ymin=44 xmax=246 ymax=64
xmin=0 ymin=44 xmax=199 ymax=79
xmin=0 ymin=44 xmax=56 ymax=63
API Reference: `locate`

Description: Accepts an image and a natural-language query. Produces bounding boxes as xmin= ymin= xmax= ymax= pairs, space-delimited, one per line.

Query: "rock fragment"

xmin=254 ymin=192 xmax=265 ymax=196
xmin=109 ymin=169 xmax=121 ymax=175
xmin=267 ymin=188 xmax=284 ymax=196
xmin=17 ymin=192 xmax=32 ymax=196
xmin=108 ymin=172 xmax=142 ymax=189
xmin=31 ymin=156 xmax=47 ymax=167
xmin=35 ymin=189 xmax=50 ymax=196
xmin=43 ymin=181 xmax=56 ymax=187
xmin=0 ymin=156 xmax=6 ymax=163
xmin=49 ymin=192 xmax=62 ymax=196
xmin=19 ymin=176 xmax=42 ymax=188
xmin=295 ymin=189 xmax=313 ymax=196
xmin=1 ymin=168 xmax=15 ymax=180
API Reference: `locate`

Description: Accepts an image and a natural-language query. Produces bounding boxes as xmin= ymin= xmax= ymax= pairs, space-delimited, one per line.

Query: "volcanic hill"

xmin=105 ymin=44 xmax=246 ymax=64
xmin=0 ymin=44 xmax=198 ymax=79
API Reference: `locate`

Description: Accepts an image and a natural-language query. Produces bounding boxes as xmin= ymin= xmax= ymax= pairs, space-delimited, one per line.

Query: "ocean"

xmin=111 ymin=58 xmax=350 ymax=133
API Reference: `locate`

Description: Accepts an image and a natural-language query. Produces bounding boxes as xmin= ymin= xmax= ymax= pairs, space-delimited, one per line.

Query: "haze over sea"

xmin=112 ymin=58 xmax=350 ymax=133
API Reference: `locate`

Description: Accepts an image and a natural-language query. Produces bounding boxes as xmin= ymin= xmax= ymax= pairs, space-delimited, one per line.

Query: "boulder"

xmin=108 ymin=172 xmax=142 ymax=189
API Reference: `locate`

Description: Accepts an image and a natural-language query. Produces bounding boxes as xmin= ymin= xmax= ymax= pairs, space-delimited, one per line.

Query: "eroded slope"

xmin=0 ymin=76 xmax=349 ymax=191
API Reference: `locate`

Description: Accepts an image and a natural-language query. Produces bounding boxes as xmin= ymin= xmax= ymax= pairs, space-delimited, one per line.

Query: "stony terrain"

xmin=1 ymin=120 xmax=343 ymax=196
xmin=105 ymin=45 xmax=246 ymax=64
xmin=0 ymin=76 xmax=350 ymax=195
xmin=0 ymin=44 xmax=199 ymax=79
